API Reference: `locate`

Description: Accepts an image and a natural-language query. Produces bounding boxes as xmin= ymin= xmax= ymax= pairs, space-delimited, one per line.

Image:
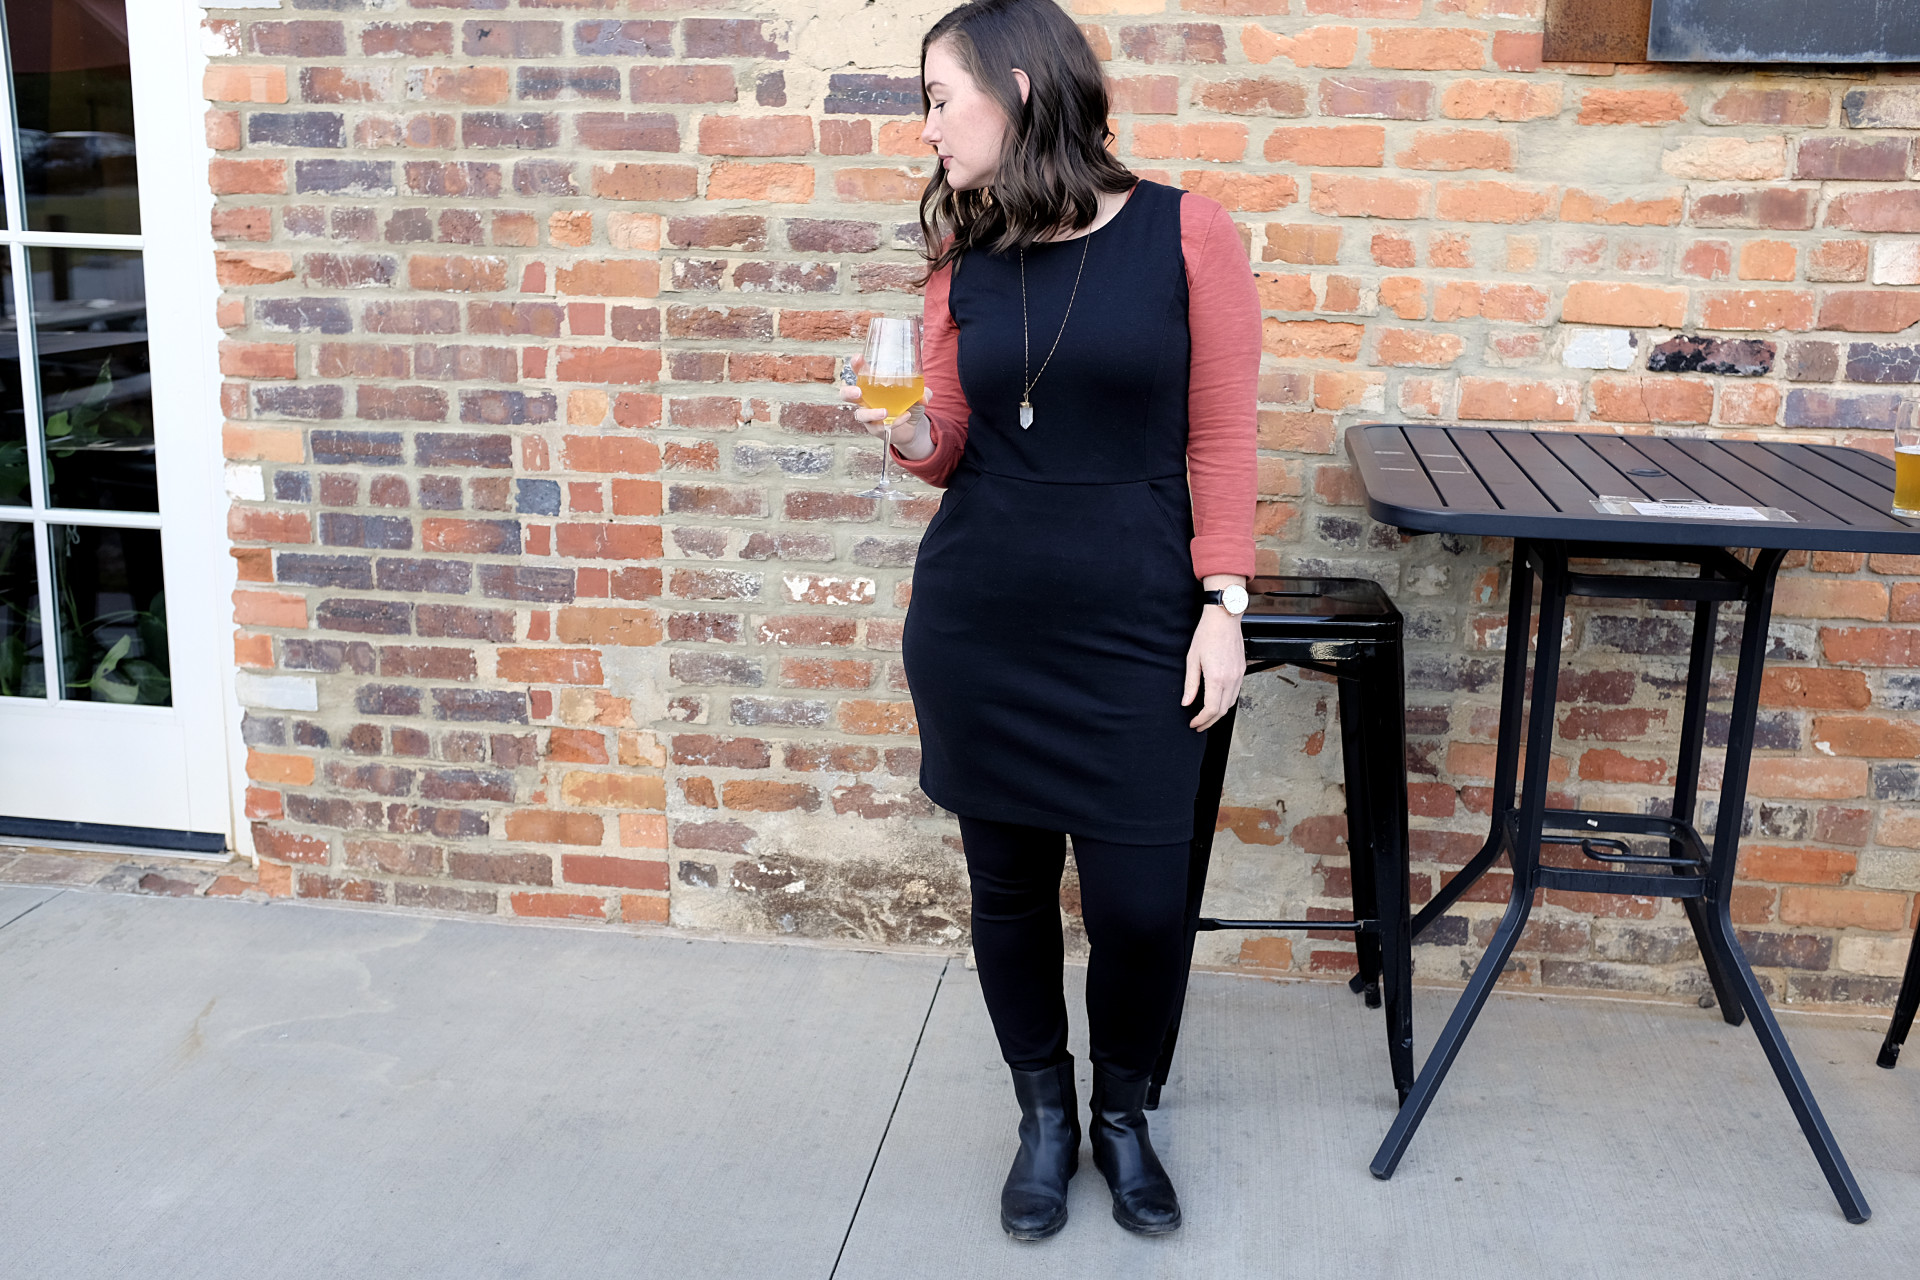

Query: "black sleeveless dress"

xmin=903 ymin=180 xmax=1206 ymax=846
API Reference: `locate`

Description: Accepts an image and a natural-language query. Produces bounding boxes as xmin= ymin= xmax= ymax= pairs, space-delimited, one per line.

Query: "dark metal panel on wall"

xmin=1542 ymin=0 xmax=1652 ymax=64
xmin=1649 ymin=0 xmax=1920 ymax=62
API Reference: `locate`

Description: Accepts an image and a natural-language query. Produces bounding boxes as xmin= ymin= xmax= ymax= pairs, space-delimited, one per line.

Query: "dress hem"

xmin=922 ymin=776 xmax=1197 ymax=847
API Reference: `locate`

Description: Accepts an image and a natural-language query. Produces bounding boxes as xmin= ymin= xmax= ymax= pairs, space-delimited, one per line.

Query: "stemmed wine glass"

xmin=853 ymin=315 xmax=922 ymax=501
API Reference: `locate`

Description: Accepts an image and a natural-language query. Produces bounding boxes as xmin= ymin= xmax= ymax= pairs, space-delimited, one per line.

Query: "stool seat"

xmin=1151 ymin=575 xmax=1413 ymax=1109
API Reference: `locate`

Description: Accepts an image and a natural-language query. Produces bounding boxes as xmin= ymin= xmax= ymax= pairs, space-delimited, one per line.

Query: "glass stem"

xmin=881 ymin=418 xmax=894 ymax=488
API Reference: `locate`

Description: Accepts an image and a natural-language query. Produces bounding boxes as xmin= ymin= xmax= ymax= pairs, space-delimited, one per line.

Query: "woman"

xmin=842 ymin=0 xmax=1259 ymax=1241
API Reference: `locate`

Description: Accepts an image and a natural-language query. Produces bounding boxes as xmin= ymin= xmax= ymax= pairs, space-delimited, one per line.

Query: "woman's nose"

xmin=920 ymin=116 xmax=938 ymax=145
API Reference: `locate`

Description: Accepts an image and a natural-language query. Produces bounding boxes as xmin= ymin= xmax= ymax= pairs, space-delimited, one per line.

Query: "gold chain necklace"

xmin=1017 ymin=233 xmax=1091 ymax=430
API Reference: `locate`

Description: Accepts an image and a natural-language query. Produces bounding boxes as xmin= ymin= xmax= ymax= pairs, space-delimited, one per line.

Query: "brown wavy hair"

xmin=918 ymin=0 xmax=1136 ymax=275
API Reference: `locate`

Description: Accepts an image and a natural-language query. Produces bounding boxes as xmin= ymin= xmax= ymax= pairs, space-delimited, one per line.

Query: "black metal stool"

xmin=1878 ymin=924 xmax=1920 ymax=1068
xmin=1148 ymin=576 xmax=1414 ymax=1109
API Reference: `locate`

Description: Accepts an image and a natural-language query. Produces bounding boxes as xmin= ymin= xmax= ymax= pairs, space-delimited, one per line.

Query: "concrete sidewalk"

xmin=1 ymin=879 xmax=1916 ymax=1279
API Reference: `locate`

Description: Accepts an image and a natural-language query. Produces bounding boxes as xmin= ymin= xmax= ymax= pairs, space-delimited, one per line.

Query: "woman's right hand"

xmin=841 ymin=355 xmax=937 ymax=462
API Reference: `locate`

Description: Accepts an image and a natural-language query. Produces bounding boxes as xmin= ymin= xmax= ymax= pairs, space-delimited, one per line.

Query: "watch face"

xmin=1223 ymin=584 xmax=1249 ymax=614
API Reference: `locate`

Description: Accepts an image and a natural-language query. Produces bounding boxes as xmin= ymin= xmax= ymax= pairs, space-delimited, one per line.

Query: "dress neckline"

xmin=1030 ymin=180 xmax=1143 ymax=249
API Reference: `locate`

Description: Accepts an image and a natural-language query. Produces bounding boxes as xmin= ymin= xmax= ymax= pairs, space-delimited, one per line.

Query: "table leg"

xmin=1373 ymin=543 xmax=1567 ymax=1179
xmin=1669 ymin=586 xmax=1746 ymax=1027
xmin=1878 ymin=922 xmax=1920 ymax=1069
xmin=1410 ymin=539 xmax=1533 ymax=940
xmin=1697 ymin=548 xmax=1869 ymax=1223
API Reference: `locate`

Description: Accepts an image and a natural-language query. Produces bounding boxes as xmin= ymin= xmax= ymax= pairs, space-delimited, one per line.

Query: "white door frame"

xmin=0 ymin=0 xmax=239 ymax=853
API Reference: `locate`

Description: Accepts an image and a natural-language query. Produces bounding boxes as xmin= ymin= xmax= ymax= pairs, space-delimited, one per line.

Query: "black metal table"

xmin=1347 ymin=423 xmax=1920 ymax=1225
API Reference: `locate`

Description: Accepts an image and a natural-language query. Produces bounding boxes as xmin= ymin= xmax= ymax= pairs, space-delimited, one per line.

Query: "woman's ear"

xmin=1011 ymin=67 xmax=1031 ymax=105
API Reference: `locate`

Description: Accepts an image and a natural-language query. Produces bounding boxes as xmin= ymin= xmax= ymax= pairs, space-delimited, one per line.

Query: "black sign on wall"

xmin=1649 ymin=0 xmax=1920 ymax=62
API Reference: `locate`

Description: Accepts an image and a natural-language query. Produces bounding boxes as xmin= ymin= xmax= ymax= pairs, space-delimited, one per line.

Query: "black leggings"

xmin=959 ymin=815 xmax=1191 ymax=1083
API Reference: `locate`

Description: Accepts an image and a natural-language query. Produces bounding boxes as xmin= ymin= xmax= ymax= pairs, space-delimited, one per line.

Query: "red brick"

xmin=1441 ymin=79 xmax=1561 ymax=122
xmin=1699 ymin=287 xmax=1816 ymax=331
xmin=1817 ymin=290 xmax=1920 ymax=334
xmin=1433 ymin=281 xmax=1548 ymax=323
xmin=1559 ymin=189 xmax=1685 ymax=227
xmin=1779 ymin=887 xmax=1908 ymax=931
xmin=696 ymin=115 xmax=813 ymax=157
xmin=1133 ymin=121 xmax=1249 ymax=161
xmin=1308 ymin=174 xmax=1429 ymax=219
xmin=1179 ymin=171 xmax=1298 ymax=211
xmin=1703 ymin=86 xmax=1831 ymax=127
xmin=1374 ymin=328 xmax=1464 ymax=367
xmin=1775 ymin=579 xmax=1888 ymax=621
xmin=1825 ymin=190 xmax=1920 ymax=234
xmin=1262 ymin=319 xmax=1364 ymax=360
xmin=1367 ymin=27 xmax=1487 ymax=70
xmin=1263 ymin=125 xmax=1382 ymax=166
xmin=1561 ymin=281 xmax=1687 ymax=328
xmin=1396 ymin=128 xmax=1513 ymax=172
xmin=1578 ymin=89 xmax=1688 ymax=126
xmin=1194 ymin=77 xmax=1310 ymax=116
xmin=1456 ymin=377 xmax=1578 ymax=421
xmin=1810 ymin=715 xmax=1920 ymax=759
xmin=1590 ymin=376 xmax=1714 ymax=424
xmin=1435 ymin=179 xmax=1552 ymax=223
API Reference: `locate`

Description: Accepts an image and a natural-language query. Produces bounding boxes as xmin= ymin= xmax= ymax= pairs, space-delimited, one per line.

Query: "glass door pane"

xmin=0 ymin=517 xmax=40 ymax=697
xmin=49 ymin=522 xmax=164 ymax=704
xmin=30 ymin=245 xmax=152 ymax=512
xmin=3 ymin=0 xmax=136 ymax=235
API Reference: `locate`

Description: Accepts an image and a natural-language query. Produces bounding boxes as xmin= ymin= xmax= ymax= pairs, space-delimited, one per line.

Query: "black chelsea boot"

xmin=1000 ymin=1059 xmax=1081 ymax=1240
xmin=1089 ymin=1065 xmax=1181 ymax=1235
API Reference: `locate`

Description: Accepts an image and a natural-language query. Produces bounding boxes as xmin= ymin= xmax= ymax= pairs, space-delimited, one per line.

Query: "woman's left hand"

xmin=1183 ymin=606 xmax=1245 ymax=731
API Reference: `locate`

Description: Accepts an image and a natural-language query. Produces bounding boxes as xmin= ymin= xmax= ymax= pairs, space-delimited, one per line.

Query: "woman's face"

xmin=921 ymin=39 xmax=1016 ymax=192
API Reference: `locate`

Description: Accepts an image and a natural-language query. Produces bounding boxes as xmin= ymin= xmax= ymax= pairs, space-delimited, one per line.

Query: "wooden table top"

xmin=1346 ymin=424 xmax=1920 ymax=553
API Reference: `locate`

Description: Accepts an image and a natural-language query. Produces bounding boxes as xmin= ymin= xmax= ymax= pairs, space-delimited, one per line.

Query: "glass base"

xmin=1895 ymin=506 xmax=1920 ymax=519
xmin=858 ymin=482 xmax=909 ymax=501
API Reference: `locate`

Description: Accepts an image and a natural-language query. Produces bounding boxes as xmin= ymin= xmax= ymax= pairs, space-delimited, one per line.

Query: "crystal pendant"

xmin=1019 ymin=400 xmax=1033 ymax=429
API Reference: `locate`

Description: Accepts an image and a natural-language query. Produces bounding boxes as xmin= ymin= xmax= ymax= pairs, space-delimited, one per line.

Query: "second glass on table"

xmin=1896 ymin=399 xmax=1920 ymax=518
xmin=856 ymin=315 xmax=922 ymax=502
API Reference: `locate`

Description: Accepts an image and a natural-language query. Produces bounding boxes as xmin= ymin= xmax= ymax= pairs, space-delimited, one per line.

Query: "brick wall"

xmin=208 ymin=0 xmax=1920 ymax=1005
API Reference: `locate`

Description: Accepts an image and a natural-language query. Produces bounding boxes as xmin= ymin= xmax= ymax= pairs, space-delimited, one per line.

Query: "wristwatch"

xmin=1202 ymin=584 xmax=1249 ymax=616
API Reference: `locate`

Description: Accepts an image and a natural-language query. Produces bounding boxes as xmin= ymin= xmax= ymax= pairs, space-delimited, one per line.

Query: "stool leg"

xmin=1362 ymin=644 xmax=1414 ymax=1104
xmin=1879 ymin=920 xmax=1920 ymax=1068
xmin=1338 ymin=675 xmax=1384 ymax=1009
xmin=1147 ymin=702 xmax=1238 ymax=1110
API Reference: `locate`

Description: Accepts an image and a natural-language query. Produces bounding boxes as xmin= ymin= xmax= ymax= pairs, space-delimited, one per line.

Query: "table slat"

xmin=1487 ymin=432 xmax=1597 ymax=512
xmin=1403 ymin=426 xmax=1500 ymax=510
xmin=1353 ymin=424 xmax=1446 ymax=513
xmin=1759 ymin=443 xmax=1920 ymax=532
xmin=1538 ymin=433 xmax=1653 ymax=502
xmin=1719 ymin=440 xmax=1908 ymax=533
xmin=1670 ymin=439 xmax=1853 ymax=527
xmin=1449 ymin=429 xmax=1556 ymax=513
xmin=1584 ymin=436 xmax=1706 ymax=503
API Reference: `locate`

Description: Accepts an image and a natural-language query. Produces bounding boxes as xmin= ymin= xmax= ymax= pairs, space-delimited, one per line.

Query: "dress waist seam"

xmin=962 ymin=466 xmax=1187 ymax=487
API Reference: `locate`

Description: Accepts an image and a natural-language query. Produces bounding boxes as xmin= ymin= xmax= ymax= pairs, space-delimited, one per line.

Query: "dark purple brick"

xmin=256 ymin=297 xmax=353 ymax=334
xmin=310 ymin=430 xmax=403 ymax=465
xmin=510 ymin=160 xmax=577 ymax=197
xmin=756 ymin=71 xmax=786 ymax=107
xmin=357 ymin=682 xmax=422 ymax=716
xmin=317 ymin=598 xmax=413 ymax=635
xmin=416 ymin=432 xmax=512 ymax=468
xmin=320 ymin=514 xmax=413 ymax=550
xmin=295 ymin=159 xmax=395 ymax=195
xmin=515 ymin=478 xmax=561 ymax=515
xmin=1844 ymin=343 xmax=1920 ymax=384
xmin=516 ymin=65 xmax=620 ymax=101
xmin=248 ymin=112 xmax=344 ymax=148
xmin=251 ymin=20 xmax=346 ymax=57
xmin=357 ymin=386 xmax=449 ymax=423
xmin=448 ymin=850 xmax=552 ymax=886
xmin=404 ymin=160 xmax=503 ymax=199
xmin=823 ymin=72 xmax=919 ymax=116
xmin=574 ymin=18 xmax=672 ymax=56
xmin=434 ymin=688 xmax=529 ymax=723
xmin=478 ymin=564 xmax=574 ymax=603
xmin=416 ymin=604 xmax=513 ymax=643
xmin=364 ymin=299 xmax=461 ymax=334
xmin=1783 ymin=389 xmax=1904 ymax=430
xmin=276 ymin=554 xmax=372 ymax=590
xmin=255 ymin=385 xmax=346 ymax=420
xmin=459 ymin=390 xmax=556 ymax=425
xmin=461 ymin=20 xmax=562 ymax=58
xmin=283 ymin=639 xmax=376 ymax=674
xmin=422 ymin=768 xmax=513 ymax=803
xmin=461 ymin=112 xmax=561 ymax=150
xmin=785 ymin=219 xmax=878 ymax=253
xmin=1781 ymin=340 xmax=1840 ymax=383
xmin=375 ymin=558 xmax=473 ymax=595
xmin=682 ymin=17 xmax=785 ymax=60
